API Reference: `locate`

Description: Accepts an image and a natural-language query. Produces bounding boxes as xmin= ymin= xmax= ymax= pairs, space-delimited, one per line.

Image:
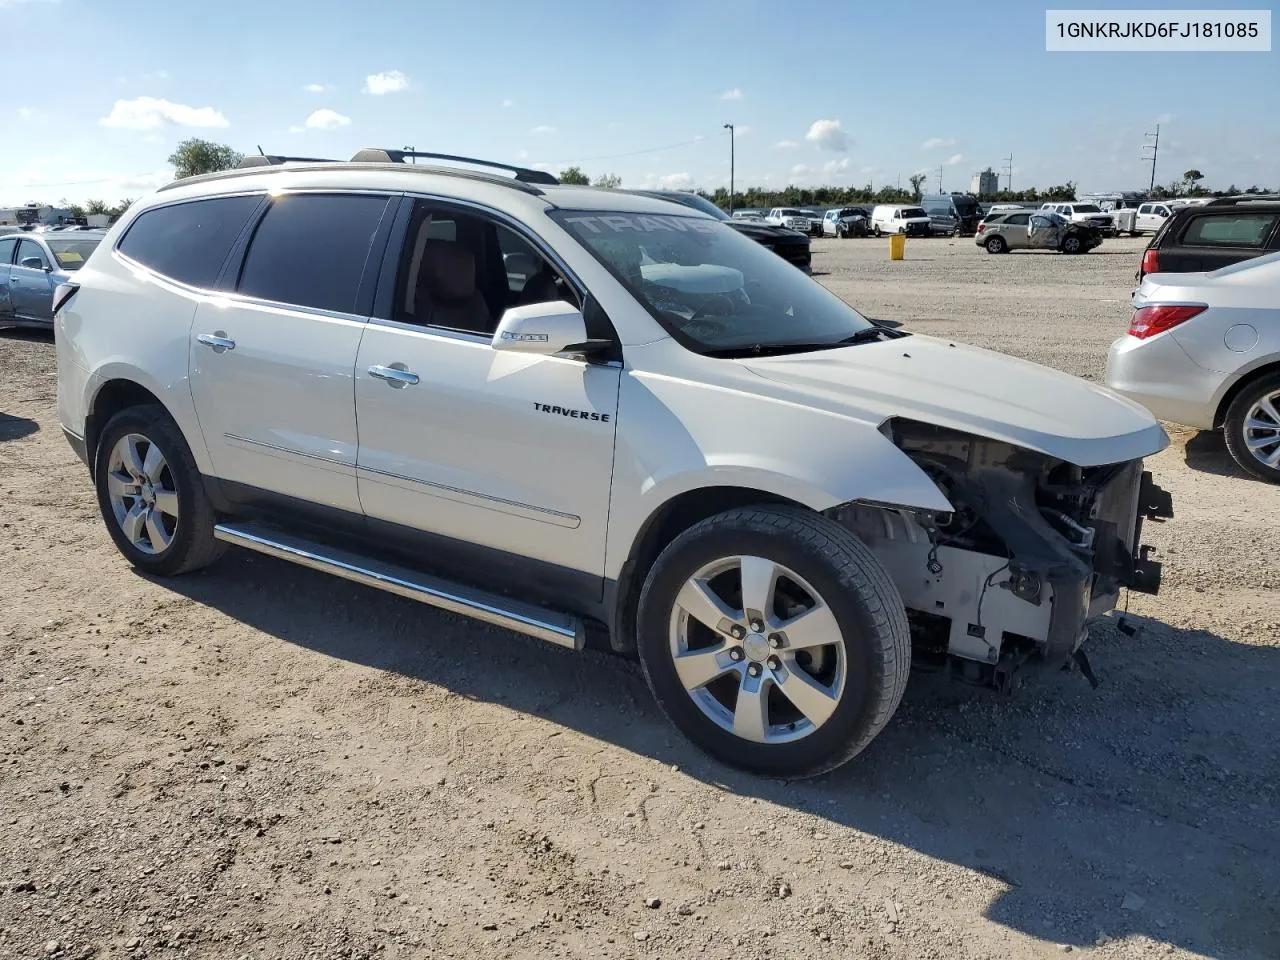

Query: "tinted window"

xmin=1184 ymin=214 xmax=1277 ymax=247
xmin=0 ymin=236 xmax=17 ymax=264
xmin=1004 ymin=213 xmax=1031 ymax=225
xmin=237 ymin=193 xmax=390 ymax=314
xmin=119 ymin=195 xmax=262 ymax=287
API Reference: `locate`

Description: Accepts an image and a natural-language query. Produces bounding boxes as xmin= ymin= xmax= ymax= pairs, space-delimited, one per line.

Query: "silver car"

xmin=975 ymin=210 xmax=1103 ymax=255
xmin=1106 ymin=251 xmax=1280 ymax=482
xmin=0 ymin=229 xmax=107 ymax=327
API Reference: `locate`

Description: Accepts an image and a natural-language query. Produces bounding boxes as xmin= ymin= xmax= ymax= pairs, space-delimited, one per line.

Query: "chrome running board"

xmin=213 ymin=521 xmax=585 ymax=651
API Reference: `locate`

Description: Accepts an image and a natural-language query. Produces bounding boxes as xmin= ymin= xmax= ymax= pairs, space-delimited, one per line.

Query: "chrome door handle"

xmin=197 ymin=333 xmax=236 ymax=352
xmin=367 ymin=364 xmax=419 ymax=387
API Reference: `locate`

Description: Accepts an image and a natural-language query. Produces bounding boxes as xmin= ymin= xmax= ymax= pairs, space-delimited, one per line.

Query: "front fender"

xmin=603 ymin=368 xmax=953 ymax=579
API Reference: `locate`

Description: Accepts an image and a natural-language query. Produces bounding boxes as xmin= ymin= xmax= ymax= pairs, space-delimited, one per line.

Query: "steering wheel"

xmin=689 ymin=293 xmax=736 ymax=320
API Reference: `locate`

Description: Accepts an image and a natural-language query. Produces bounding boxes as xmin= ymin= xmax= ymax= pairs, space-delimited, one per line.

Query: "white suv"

xmin=54 ymin=148 xmax=1174 ymax=777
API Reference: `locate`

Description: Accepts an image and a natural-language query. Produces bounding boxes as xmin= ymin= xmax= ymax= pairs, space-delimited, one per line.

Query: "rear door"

xmin=0 ymin=236 xmax=16 ymax=320
xmin=10 ymin=238 xmax=56 ymax=321
xmin=188 ymin=191 xmax=397 ymax=513
xmin=1166 ymin=210 xmax=1280 ymax=273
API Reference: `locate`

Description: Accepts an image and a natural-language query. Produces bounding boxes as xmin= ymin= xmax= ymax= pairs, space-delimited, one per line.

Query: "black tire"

xmin=635 ymin=506 xmax=911 ymax=779
xmin=873 ymin=225 xmax=882 ymax=238
xmin=1061 ymin=234 xmax=1084 ymax=254
xmin=94 ymin=403 xmax=225 ymax=576
xmin=1223 ymin=372 xmax=1280 ymax=483
xmin=985 ymin=235 xmax=1006 ymax=254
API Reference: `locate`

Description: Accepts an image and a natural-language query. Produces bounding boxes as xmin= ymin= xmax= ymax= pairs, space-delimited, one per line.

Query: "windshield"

xmin=953 ymin=201 xmax=981 ymax=215
xmin=902 ymin=207 xmax=928 ymax=219
xmin=660 ymin=192 xmax=730 ymax=221
xmin=779 ymin=209 xmax=806 ymax=217
xmin=1074 ymin=204 xmax=1102 ymax=213
xmin=551 ymin=210 xmax=876 ymax=354
xmin=44 ymin=236 xmax=102 ymax=271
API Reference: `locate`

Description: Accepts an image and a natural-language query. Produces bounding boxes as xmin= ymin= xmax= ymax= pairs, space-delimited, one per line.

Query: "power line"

xmin=553 ymin=131 xmax=728 ymax=166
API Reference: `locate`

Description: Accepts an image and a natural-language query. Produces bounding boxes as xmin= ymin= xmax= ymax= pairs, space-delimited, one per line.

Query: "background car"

xmin=0 ymin=229 xmax=106 ymax=327
xmin=799 ymin=209 xmax=825 ymax=237
xmin=629 ymin=190 xmax=812 ymax=272
xmin=1039 ymin=202 xmax=1115 ymax=235
xmin=1107 ymin=251 xmax=1280 ymax=482
xmin=920 ymin=193 xmax=984 ymax=236
xmin=1137 ymin=196 xmax=1280 ymax=281
xmin=976 ymin=211 xmax=1101 ymax=254
xmin=870 ymin=205 xmax=932 ymax=237
xmin=822 ymin=207 xmax=870 ymax=238
xmin=764 ymin=207 xmax=815 ymax=233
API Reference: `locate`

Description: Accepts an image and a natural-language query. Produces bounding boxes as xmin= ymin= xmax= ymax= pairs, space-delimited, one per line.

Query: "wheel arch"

xmin=606 ymin=485 xmax=804 ymax=655
xmin=85 ymin=378 xmax=177 ymax=479
xmin=1213 ymin=357 xmax=1280 ymax=428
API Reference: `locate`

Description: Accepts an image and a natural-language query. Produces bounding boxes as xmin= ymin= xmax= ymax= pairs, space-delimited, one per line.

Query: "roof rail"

xmin=1205 ymin=193 xmax=1280 ymax=206
xmin=236 ymin=152 xmax=339 ymax=169
xmin=350 ymin=148 xmax=559 ymax=185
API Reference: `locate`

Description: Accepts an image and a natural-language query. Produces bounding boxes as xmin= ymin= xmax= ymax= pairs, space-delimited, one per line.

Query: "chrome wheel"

xmin=106 ymin=433 xmax=179 ymax=555
xmin=668 ymin=555 xmax=847 ymax=745
xmin=1243 ymin=389 xmax=1280 ymax=468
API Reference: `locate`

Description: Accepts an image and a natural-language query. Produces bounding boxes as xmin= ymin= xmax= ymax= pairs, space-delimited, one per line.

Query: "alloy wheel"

xmin=1243 ymin=389 xmax=1280 ymax=469
xmin=106 ymin=433 xmax=179 ymax=555
xmin=668 ymin=555 xmax=847 ymax=744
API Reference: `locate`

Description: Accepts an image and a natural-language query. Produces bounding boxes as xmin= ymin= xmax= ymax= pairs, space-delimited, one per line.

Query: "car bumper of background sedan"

xmin=1105 ymin=333 xmax=1229 ymax=430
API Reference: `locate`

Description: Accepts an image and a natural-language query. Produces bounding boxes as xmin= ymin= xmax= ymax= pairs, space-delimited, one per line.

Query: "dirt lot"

xmin=2 ymin=235 xmax=1277 ymax=960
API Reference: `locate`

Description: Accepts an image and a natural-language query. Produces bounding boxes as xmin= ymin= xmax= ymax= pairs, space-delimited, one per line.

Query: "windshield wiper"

xmin=700 ymin=324 xmax=909 ymax=359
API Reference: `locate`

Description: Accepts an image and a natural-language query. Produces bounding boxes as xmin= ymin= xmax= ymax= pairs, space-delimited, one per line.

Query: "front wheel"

xmin=635 ymin=506 xmax=911 ymax=778
xmin=1061 ymin=234 xmax=1083 ymax=254
xmin=873 ymin=225 xmax=882 ymax=237
xmin=94 ymin=404 xmax=225 ymax=575
xmin=1223 ymin=373 xmax=1280 ymax=483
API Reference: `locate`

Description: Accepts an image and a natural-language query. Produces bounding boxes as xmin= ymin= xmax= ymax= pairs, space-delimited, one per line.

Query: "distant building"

xmin=0 ymin=203 xmax=76 ymax=226
xmin=970 ymin=168 xmax=1000 ymax=199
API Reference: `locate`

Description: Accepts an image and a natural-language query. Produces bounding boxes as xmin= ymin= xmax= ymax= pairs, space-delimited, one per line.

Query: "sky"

xmin=2 ymin=0 xmax=1277 ymax=206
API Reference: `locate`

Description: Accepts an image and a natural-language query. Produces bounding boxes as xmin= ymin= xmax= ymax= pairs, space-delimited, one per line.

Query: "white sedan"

xmin=1106 ymin=251 xmax=1280 ymax=482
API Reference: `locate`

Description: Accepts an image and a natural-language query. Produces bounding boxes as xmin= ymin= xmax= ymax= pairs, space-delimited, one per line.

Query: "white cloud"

xmin=362 ymin=70 xmax=409 ymax=95
xmin=656 ymin=172 xmax=693 ymax=189
xmin=945 ymin=153 xmax=964 ymax=166
xmin=303 ymin=108 xmax=351 ymax=130
xmin=155 ymin=69 xmax=169 ymax=80
xmin=805 ymin=119 xmax=848 ymax=152
xmin=719 ymin=88 xmax=743 ymax=100
xmin=287 ymin=125 xmax=305 ymax=134
xmin=823 ymin=157 xmax=850 ymax=175
xmin=17 ymin=106 xmax=36 ymax=120
xmin=790 ymin=163 xmax=811 ymax=175
xmin=502 ymin=98 xmax=514 ymax=107
xmin=775 ymin=139 xmax=799 ymax=148
xmin=1155 ymin=112 xmax=1174 ymax=125
xmin=922 ymin=137 xmax=956 ymax=149
xmin=303 ymin=83 xmax=329 ymax=93
xmin=530 ymin=124 xmax=555 ymax=135
xmin=98 ymin=96 xmax=229 ymax=130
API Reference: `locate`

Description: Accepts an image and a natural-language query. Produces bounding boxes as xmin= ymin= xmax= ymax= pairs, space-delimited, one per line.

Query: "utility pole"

xmin=1142 ymin=124 xmax=1160 ymax=192
xmin=404 ymin=144 xmax=416 ymax=164
xmin=722 ymin=124 xmax=735 ymax=215
xmin=938 ymin=164 xmax=944 ymax=194
xmin=1002 ymin=153 xmax=1013 ymax=194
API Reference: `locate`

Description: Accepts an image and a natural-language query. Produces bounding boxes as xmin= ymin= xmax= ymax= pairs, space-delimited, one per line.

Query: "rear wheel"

xmin=1223 ymin=373 xmax=1280 ymax=483
xmin=94 ymin=404 xmax=225 ymax=575
xmin=985 ymin=235 xmax=1007 ymax=254
xmin=635 ymin=506 xmax=911 ymax=778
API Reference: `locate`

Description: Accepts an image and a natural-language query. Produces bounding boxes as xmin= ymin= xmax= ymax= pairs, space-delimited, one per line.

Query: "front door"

xmin=188 ymin=191 xmax=395 ymax=514
xmin=353 ymin=200 xmax=620 ymax=589
xmin=11 ymin=238 xmax=55 ymax=321
xmin=1027 ymin=215 xmax=1062 ymax=249
xmin=0 ymin=236 xmax=16 ymax=321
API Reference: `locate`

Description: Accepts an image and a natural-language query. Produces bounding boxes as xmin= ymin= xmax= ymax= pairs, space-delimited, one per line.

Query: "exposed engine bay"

xmin=830 ymin=419 xmax=1174 ymax=689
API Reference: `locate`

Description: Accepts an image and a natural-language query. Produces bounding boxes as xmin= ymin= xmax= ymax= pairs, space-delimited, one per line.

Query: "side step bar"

xmin=213 ymin=521 xmax=585 ymax=651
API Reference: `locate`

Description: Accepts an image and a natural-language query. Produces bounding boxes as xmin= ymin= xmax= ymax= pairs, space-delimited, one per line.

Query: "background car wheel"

xmin=985 ymin=235 xmax=1006 ymax=254
xmin=873 ymin=225 xmax=882 ymax=237
xmin=1223 ymin=372 xmax=1280 ymax=483
xmin=1061 ymin=235 xmax=1083 ymax=254
xmin=635 ymin=505 xmax=911 ymax=778
xmin=94 ymin=404 xmax=225 ymax=576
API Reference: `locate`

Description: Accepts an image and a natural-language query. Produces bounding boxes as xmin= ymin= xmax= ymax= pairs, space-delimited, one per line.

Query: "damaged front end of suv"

xmin=831 ymin=419 xmax=1174 ymax=691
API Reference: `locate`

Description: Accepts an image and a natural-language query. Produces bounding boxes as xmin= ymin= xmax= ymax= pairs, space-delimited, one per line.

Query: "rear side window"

xmin=1004 ymin=213 xmax=1030 ymax=225
xmin=118 ymin=195 xmax=262 ymax=288
xmin=1183 ymin=213 xmax=1277 ymax=248
xmin=236 ymin=193 xmax=391 ymax=314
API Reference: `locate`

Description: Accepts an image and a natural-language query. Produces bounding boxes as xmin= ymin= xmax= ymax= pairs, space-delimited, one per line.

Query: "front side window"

xmin=237 ymin=193 xmax=391 ymax=314
xmin=118 ymin=195 xmax=262 ymax=288
xmin=16 ymin=239 xmax=49 ymax=269
xmin=0 ymin=236 xmax=19 ymax=264
xmin=551 ymin=209 xmax=878 ymax=356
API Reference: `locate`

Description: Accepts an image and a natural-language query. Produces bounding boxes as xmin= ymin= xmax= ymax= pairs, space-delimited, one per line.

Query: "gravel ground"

xmin=1 ymin=235 xmax=1277 ymax=960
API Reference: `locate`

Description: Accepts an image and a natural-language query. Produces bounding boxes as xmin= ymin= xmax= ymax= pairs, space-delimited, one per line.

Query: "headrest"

xmin=422 ymin=240 xmax=476 ymax=303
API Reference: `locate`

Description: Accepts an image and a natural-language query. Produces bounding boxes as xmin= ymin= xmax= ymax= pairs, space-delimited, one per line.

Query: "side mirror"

xmin=491 ymin=300 xmax=607 ymax=356
xmin=20 ymin=257 xmax=46 ymax=270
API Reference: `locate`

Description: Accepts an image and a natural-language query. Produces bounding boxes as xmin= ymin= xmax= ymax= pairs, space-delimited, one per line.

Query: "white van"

xmin=870 ymin=204 xmax=932 ymax=237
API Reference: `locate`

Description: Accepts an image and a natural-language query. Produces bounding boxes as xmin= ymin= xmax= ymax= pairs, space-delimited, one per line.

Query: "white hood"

xmin=744 ymin=334 xmax=1169 ymax=467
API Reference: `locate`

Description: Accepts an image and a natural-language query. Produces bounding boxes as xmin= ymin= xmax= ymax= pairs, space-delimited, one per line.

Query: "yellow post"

xmin=889 ymin=234 xmax=906 ymax=260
